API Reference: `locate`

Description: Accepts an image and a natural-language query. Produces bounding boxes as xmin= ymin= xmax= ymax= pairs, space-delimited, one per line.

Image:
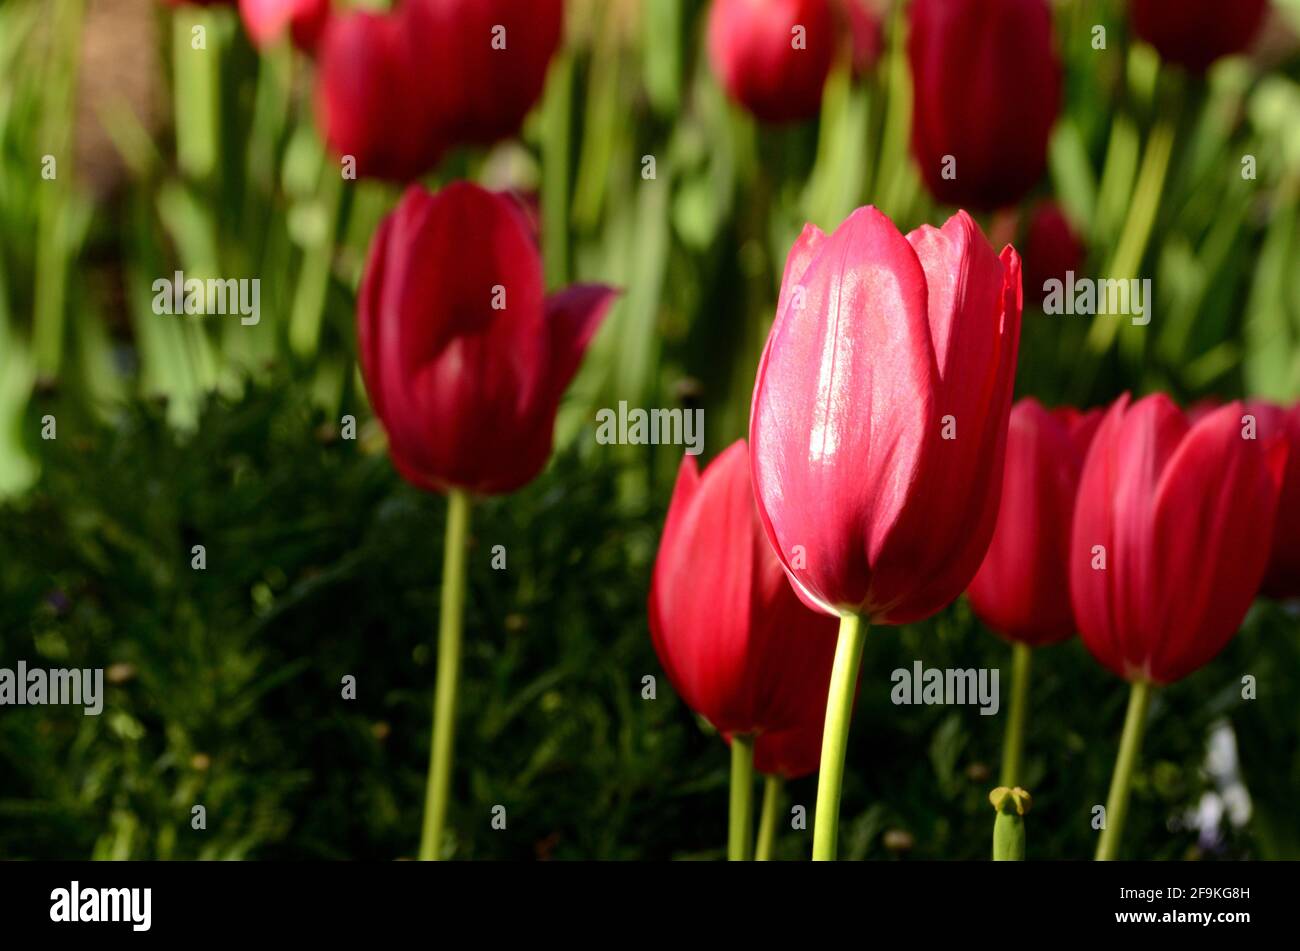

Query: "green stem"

xmin=992 ymin=812 xmax=1026 ymax=861
xmin=1000 ymin=642 xmax=1032 ymax=787
xmin=755 ymin=774 xmax=783 ymax=861
xmin=419 ymin=489 xmax=472 ymax=861
xmin=1095 ymin=680 xmax=1153 ymax=861
xmin=812 ymin=613 xmax=867 ymax=861
xmin=728 ymin=735 xmax=755 ymax=861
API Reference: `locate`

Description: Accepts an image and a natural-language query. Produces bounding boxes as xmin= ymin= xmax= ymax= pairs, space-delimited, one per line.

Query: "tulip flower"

xmin=707 ymin=0 xmax=836 ymax=123
xmin=1247 ymin=401 xmax=1300 ymax=600
xmin=315 ymin=1 xmax=564 ymax=181
xmin=1022 ymin=203 xmax=1085 ymax=311
xmin=650 ymin=440 xmax=839 ymax=859
xmin=1130 ymin=0 xmax=1268 ymax=74
xmin=405 ymin=0 xmax=565 ymax=146
xmin=315 ymin=11 xmax=445 ymax=181
xmin=239 ymin=0 xmax=330 ymax=53
xmin=750 ymin=205 xmax=1022 ymax=858
xmin=1070 ymin=395 xmax=1287 ymax=859
xmin=358 ymin=181 xmax=615 ymax=859
xmin=967 ymin=400 xmax=1100 ymax=787
xmin=908 ymin=0 xmax=1061 ymax=210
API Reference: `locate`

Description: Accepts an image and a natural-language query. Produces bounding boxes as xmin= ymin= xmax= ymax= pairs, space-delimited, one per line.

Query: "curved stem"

xmin=812 ymin=613 xmax=867 ymax=861
xmin=1000 ymin=642 xmax=1032 ymax=787
xmin=1095 ymin=680 xmax=1153 ymax=861
xmin=755 ymin=774 xmax=784 ymax=861
xmin=728 ymin=735 xmax=755 ymax=861
xmin=419 ymin=489 xmax=472 ymax=861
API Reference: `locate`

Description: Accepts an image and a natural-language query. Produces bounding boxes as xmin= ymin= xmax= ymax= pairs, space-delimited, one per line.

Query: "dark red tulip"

xmin=1130 ymin=0 xmax=1268 ymax=74
xmin=240 ymin=0 xmax=330 ymax=53
xmin=967 ymin=399 xmax=1102 ymax=646
xmin=908 ymin=0 xmax=1061 ymax=210
xmin=405 ymin=0 xmax=565 ymax=146
xmin=314 ymin=11 xmax=445 ymax=181
xmin=1246 ymin=400 xmax=1300 ymax=599
xmin=1070 ymin=395 xmax=1287 ymax=684
xmin=358 ymin=182 xmax=615 ymax=495
xmin=1022 ymin=202 xmax=1085 ymax=310
xmin=315 ymin=2 xmax=563 ymax=181
xmin=649 ymin=441 xmax=840 ymax=737
xmin=750 ymin=206 xmax=1022 ymax=623
xmin=707 ymin=0 xmax=835 ymax=123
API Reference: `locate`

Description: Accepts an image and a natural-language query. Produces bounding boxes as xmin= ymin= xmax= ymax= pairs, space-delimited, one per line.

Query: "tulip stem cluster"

xmin=728 ymin=735 xmax=755 ymax=861
xmin=812 ymin=614 xmax=869 ymax=861
xmin=419 ymin=489 xmax=473 ymax=861
xmin=1095 ymin=680 xmax=1153 ymax=861
xmin=755 ymin=775 xmax=783 ymax=861
xmin=999 ymin=643 xmax=1032 ymax=787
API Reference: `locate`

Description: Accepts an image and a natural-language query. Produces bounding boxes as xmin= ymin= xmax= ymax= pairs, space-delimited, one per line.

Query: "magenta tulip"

xmin=751 ymin=207 xmax=1022 ymax=624
xmin=649 ymin=441 xmax=839 ymax=738
xmin=315 ymin=11 xmax=445 ymax=181
xmin=908 ymin=0 xmax=1061 ymax=210
xmin=968 ymin=399 xmax=1101 ymax=646
xmin=750 ymin=204 xmax=1021 ymax=859
xmin=707 ymin=0 xmax=835 ymax=123
xmin=1071 ymin=395 xmax=1285 ymax=685
xmin=1072 ymin=394 xmax=1285 ymax=860
xmin=357 ymin=181 xmax=615 ymax=496
xmin=650 ymin=440 xmax=839 ymax=859
xmin=405 ymin=0 xmax=565 ymax=146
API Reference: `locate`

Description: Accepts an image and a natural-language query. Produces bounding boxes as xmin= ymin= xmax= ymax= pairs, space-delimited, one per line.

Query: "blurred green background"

xmin=1 ymin=0 xmax=1299 ymax=859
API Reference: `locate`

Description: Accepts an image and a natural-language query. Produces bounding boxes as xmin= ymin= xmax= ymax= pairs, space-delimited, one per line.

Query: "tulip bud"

xmin=239 ymin=0 xmax=330 ymax=54
xmin=405 ymin=0 xmax=565 ymax=146
xmin=750 ymin=206 xmax=1022 ymax=623
xmin=989 ymin=786 xmax=1031 ymax=860
xmin=649 ymin=441 xmax=840 ymax=737
xmin=908 ymin=0 xmax=1061 ymax=210
xmin=1129 ymin=0 xmax=1268 ymax=74
xmin=967 ymin=399 xmax=1101 ymax=646
xmin=1070 ymin=395 xmax=1288 ymax=684
xmin=357 ymin=181 xmax=616 ymax=495
xmin=707 ymin=0 xmax=836 ymax=123
xmin=315 ymin=11 xmax=447 ymax=181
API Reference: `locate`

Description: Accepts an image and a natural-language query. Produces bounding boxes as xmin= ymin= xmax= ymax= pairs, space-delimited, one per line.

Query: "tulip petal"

xmin=966 ymin=398 xmax=1081 ymax=644
xmin=543 ymin=284 xmax=618 ymax=402
xmin=879 ymin=215 xmax=1020 ymax=621
xmin=751 ymin=206 xmax=936 ymax=615
xmin=1146 ymin=403 xmax=1283 ymax=682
